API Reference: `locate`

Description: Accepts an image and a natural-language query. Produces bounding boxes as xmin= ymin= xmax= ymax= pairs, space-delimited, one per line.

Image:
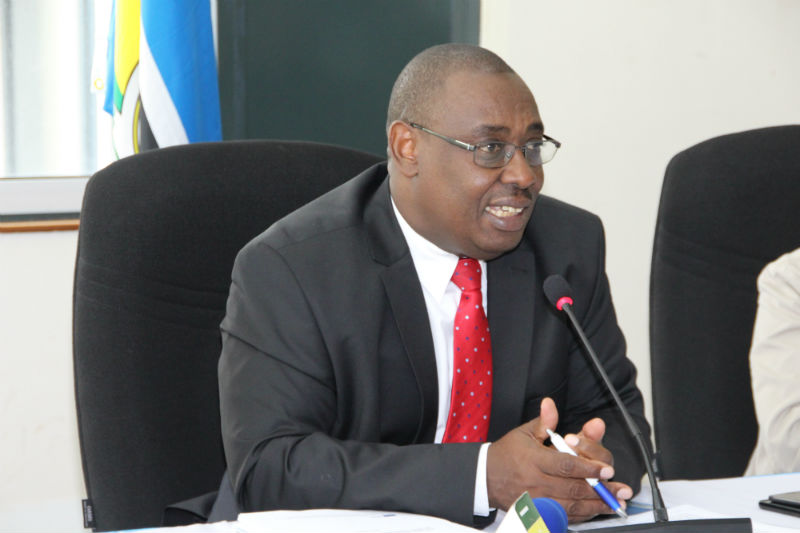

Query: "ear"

xmin=387 ymin=120 xmax=419 ymax=177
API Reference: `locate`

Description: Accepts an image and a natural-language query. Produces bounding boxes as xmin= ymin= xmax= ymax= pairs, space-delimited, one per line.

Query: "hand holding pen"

xmin=486 ymin=398 xmax=633 ymax=523
xmin=547 ymin=428 xmax=629 ymax=519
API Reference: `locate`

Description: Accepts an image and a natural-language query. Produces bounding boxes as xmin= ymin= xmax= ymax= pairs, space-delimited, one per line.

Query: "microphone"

xmin=502 ymin=494 xmax=568 ymax=533
xmin=532 ymin=497 xmax=568 ymax=533
xmin=542 ymin=274 xmax=751 ymax=533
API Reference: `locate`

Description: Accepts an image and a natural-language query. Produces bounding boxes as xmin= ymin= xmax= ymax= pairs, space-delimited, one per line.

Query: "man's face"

xmin=406 ymin=70 xmax=545 ymax=260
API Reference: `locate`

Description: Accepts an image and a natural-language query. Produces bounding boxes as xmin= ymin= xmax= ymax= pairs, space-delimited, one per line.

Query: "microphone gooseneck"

xmin=544 ymin=274 xmax=668 ymax=523
xmin=542 ymin=274 xmax=752 ymax=533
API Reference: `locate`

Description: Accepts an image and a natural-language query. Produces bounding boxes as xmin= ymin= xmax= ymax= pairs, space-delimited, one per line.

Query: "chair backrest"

xmin=649 ymin=125 xmax=800 ymax=480
xmin=73 ymin=140 xmax=383 ymax=531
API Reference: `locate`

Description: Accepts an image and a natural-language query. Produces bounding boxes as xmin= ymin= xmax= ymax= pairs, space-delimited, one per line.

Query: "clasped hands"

xmin=487 ymin=397 xmax=632 ymax=523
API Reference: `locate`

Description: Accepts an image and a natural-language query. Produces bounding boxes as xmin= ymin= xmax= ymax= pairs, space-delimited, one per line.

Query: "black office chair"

xmin=73 ymin=140 xmax=383 ymax=531
xmin=650 ymin=125 xmax=800 ymax=480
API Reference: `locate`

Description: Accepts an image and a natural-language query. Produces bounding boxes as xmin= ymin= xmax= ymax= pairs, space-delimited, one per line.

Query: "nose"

xmin=500 ymin=147 xmax=542 ymax=190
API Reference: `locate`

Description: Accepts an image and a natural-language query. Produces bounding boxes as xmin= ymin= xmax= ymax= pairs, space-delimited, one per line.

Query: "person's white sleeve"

xmin=474 ymin=442 xmax=493 ymax=516
xmin=746 ymin=248 xmax=800 ymax=475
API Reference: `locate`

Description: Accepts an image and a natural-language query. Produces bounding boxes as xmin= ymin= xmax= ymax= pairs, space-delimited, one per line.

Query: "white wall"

xmin=0 ymin=231 xmax=86 ymax=532
xmin=481 ymin=0 xmax=800 ymax=424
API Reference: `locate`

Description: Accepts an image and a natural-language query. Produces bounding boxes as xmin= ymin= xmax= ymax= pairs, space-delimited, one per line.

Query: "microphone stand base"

xmin=585 ymin=517 xmax=752 ymax=532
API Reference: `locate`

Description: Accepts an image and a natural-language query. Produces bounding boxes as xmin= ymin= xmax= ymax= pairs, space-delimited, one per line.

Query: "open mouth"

xmin=484 ymin=205 xmax=524 ymax=218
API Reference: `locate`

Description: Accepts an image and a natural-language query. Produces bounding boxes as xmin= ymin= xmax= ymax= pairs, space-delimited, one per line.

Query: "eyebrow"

xmin=470 ymin=122 xmax=545 ymax=139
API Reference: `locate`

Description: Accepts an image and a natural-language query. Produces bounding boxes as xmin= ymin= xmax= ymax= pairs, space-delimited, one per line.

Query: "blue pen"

xmin=546 ymin=428 xmax=628 ymax=519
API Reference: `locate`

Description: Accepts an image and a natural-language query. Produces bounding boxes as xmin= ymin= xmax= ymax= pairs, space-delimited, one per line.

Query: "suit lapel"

xmin=366 ymin=177 xmax=438 ymax=443
xmin=381 ymin=260 xmax=439 ymax=443
xmin=486 ymin=242 xmax=536 ymax=440
xmin=362 ymin=170 xmax=539 ymax=443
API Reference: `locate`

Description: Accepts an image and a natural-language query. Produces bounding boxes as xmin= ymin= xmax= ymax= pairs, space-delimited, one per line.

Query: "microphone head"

xmin=543 ymin=274 xmax=574 ymax=311
xmin=532 ymin=497 xmax=568 ymax=533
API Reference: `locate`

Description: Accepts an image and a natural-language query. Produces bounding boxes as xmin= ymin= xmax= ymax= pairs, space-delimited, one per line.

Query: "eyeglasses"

xmin=409 ymin=122 xmax=561 ymax=168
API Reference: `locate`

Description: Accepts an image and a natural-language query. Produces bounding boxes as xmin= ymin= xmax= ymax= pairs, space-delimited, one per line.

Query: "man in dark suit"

xmin=215 ymin=43 xmax=649 ymax=527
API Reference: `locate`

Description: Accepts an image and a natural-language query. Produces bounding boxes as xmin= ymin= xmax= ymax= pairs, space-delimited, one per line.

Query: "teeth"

xmin=485 ymin=205 xmax=523 ymax=217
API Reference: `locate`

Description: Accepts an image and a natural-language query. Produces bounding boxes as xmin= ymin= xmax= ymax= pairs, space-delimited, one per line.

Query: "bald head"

xmin=386 ymin=44 xmax=516 ymax=131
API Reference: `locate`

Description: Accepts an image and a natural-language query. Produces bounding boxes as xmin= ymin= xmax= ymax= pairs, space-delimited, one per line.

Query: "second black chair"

xmin=650 ymin=125 xmax=800 ymax=480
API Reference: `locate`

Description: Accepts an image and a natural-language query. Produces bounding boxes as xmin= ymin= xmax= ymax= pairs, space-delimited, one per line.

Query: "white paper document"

xmin=569 ymin=504 xmax=753 ymax=531
xmin=569 ymin=473 xmax=800 ymax=532
xmin=236 ymin=509 xmax=479 ymax=533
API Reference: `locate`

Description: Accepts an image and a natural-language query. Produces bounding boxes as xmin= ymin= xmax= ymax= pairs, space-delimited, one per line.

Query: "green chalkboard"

xmin=218 ymin=0 xmax=479 ymax=156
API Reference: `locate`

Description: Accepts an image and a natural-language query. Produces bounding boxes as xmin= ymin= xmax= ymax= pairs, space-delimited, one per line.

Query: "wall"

xmin=481 ymin=0 xmax=800 ymax=424
xmin=0 ymin=230 xmax=86 ymax=532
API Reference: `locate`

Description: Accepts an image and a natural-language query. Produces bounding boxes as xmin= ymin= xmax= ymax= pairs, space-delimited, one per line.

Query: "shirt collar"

xmin=391 ymin=198 xmax=460 ymax=302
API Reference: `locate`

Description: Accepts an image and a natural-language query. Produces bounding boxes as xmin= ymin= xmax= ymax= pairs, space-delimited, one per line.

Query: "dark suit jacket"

xmin=215 ymin=162 xmax=649 ymax=526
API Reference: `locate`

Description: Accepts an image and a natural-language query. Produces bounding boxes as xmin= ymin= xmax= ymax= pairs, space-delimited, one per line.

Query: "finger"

xmin=541 ymin=443 xmax=615 ymax=481
xmin=548 ymin=490 xmax=619 ymax=524
xmin=606 ymin=481 xmax=634 ymax=502
xmin=548 ymin=481 xmax=632 ymax=523
xmin=533 ymin=397 xmax=559 ymax=441
xmin=529 ymin=472 xmax=597 ymax=501
xmin=525 ymin=472 xmax=599 ymax=522
xmin=579 ymin=417 xmax=606 ymax=442
xmin=520 ymin=474 xmax=601 ymax=523
xmin=555 ymin=498 xmax=610 ymax=524
xmin=564 ymin=431 xmax=613 ymax=466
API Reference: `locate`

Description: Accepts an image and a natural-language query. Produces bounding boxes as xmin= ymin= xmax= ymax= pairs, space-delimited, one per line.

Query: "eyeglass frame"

xmin=408 ymin=122 xmax=561 ymax=168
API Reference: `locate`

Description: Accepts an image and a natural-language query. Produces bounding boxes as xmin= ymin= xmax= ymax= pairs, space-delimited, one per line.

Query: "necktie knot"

xmin=452 ymin=258 xmax=482 ymax=293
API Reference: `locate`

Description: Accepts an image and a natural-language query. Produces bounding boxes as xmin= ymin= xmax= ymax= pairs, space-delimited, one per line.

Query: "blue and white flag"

xmin=103 ymin=0 xmax=221 ymax=158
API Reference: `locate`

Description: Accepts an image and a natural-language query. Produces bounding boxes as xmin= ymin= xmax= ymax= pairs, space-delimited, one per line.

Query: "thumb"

xmin=532 ymin=397 xmax=559 ymax=441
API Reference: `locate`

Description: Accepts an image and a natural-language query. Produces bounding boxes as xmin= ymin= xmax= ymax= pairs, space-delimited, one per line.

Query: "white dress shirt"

xmin=745 ymin=247 xmax=800 ymax=475
xmin=392 ymin=200 xmax=493 ymax=516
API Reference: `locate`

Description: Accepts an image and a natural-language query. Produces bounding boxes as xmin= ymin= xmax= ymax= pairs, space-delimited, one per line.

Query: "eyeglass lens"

xmin=474 ymin=142 xmax=556 ymax=168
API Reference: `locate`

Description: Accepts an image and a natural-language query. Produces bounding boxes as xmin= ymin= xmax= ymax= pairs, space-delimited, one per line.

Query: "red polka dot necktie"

xmin=442 ymin=258 xmax=493 ymax=443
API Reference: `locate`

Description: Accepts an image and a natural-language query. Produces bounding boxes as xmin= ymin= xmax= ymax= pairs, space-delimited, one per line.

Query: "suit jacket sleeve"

xmin=218 ymin=238 xmax=483 ymax=526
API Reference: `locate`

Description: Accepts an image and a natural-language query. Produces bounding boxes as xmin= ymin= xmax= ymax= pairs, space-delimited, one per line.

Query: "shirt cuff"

xmin=474 ymin=442 xmax=493 ymax=516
